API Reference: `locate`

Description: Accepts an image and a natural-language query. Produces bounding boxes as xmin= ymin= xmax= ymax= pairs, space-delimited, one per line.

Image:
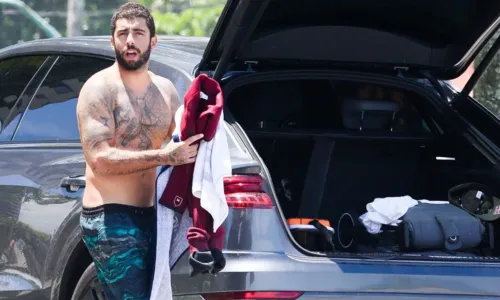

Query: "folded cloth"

xmin=359 ymin=196 xmax=419 ymax=234
xmin=359 ymin=196 xmax=450 ymax=234
xmin=158 ymin=74 xmax=231 ymax=276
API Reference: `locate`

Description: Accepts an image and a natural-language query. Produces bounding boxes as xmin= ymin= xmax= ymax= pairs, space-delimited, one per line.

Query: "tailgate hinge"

xmin=394 ymin=66 xmax=408 ymax=78
xmin=245 ymin=60 xmax=258 ymax=72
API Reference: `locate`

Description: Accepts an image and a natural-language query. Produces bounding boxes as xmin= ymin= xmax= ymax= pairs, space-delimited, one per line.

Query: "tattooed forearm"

xmin=92 ymin=147 xmax=166 ymax=175
xmin=81 ymin=117 xmax=167 ymax=175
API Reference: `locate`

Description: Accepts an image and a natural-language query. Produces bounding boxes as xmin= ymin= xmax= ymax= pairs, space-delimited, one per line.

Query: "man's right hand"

xmin=162 ymin=133 xmax=204 ymax=166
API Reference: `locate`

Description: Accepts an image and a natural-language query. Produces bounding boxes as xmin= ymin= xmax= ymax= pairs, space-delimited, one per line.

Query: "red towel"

xmin=159 ymin=74 xmax=225 ymax=254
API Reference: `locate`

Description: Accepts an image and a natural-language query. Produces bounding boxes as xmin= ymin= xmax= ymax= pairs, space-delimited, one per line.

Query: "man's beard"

xmin=114 ymin=44 xmax=152 ymax=71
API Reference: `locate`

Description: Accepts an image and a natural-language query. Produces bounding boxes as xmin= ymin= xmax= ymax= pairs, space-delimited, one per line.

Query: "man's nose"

xmin=126 ymin=33 xmax=135 ymax=46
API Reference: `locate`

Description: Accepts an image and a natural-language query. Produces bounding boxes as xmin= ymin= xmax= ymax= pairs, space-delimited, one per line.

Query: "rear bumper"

xmin=297 ymin=292 xmax=500 ymax=299
xmin=171 ymin=251 xmax=500 ymax=298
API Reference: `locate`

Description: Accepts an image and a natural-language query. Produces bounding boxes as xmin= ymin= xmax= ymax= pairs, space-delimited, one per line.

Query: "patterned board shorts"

xmin=80 ymin=203 xmax=156 ymax=300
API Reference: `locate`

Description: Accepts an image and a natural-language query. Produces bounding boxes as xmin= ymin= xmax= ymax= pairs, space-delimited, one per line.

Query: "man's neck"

xmin=115 ymin=63 xmax=151 ymax=93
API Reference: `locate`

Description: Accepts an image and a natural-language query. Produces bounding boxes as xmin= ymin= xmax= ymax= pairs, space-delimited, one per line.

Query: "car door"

xmin=0 ymin=53 xmax=112 ymax=297
xmin=0 ymin=54 xmax=54 ymax=296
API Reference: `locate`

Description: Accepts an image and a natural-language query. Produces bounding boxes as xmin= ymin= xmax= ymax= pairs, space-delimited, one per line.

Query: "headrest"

xmin=341 ymin=98 xmax=400 ymax=131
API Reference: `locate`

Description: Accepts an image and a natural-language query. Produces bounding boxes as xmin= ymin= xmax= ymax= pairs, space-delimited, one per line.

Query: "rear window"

xmin=228 ymin=80 xmax=433 ymax=136
xmin=338 ymin=83 xmax=432 ymax=135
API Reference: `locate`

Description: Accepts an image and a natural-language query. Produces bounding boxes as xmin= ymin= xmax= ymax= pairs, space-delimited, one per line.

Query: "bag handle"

xmin=435 ymin=214 xmax=462 ymax=251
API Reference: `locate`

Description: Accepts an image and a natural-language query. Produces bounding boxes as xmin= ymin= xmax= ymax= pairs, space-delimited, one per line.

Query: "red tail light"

xmin=224 ymin=175 xmax=273 ymax=209
xmin=202 ymin=291 xmax=303 ymax=300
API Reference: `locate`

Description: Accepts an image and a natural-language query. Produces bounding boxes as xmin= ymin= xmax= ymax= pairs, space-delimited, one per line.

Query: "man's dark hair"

xmin=110 ymin=2 xmax=156 ymax=38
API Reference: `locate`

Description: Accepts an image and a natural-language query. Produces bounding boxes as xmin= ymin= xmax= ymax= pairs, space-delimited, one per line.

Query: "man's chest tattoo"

xmin=113 ymin=83 xmax=170 ymax=150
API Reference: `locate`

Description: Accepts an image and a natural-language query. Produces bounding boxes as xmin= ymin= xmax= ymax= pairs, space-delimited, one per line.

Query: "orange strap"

xmin=287 ymin=218 xmax=330 ymax=227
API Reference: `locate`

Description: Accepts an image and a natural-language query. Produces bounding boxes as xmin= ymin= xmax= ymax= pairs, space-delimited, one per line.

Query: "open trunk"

xmin=226 ymin=73 xmax=500 ymax=262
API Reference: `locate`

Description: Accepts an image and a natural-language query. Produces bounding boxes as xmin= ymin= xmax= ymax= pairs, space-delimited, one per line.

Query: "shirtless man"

xmin=76 ymin=3 xmax=202 ymax=299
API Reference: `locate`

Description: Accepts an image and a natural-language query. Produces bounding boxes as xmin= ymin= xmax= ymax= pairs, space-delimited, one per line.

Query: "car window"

xmin=13 ymin=55 xmax=114 ymax=142
xmin=467 ymin=31 xmax=500 ymax=120
xmin=339 ymin=84 xmax=433 ymax=135
xmin=0 ymin=3 xmax=50 ymax=48
xmin=0 ymin=55 xmax=48 ymax=141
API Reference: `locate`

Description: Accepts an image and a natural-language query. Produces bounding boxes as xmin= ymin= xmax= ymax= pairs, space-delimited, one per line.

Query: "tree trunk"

xmin=67 ymin=0 xmax=85 ymax=36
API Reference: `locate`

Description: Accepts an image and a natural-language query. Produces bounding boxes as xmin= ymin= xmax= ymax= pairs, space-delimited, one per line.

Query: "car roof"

xmin=1 ymin=0 xmax=31 ymax=6
xmin=0 ymin=35 xmax=209 ymax=76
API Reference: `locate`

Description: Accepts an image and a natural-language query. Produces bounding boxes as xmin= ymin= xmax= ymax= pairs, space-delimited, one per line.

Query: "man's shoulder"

xmin=150 ymin=72 xmax=176 ymax=92
xmin=81 ymin=68 xmax=117 ymax=95
xmin=150 ymin=73 xmax=180 ymax=109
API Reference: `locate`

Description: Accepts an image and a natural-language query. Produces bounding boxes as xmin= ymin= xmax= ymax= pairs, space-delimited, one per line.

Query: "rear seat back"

xmin=318 ymin=139 xmax=427 ymax=225
xmin=238 ymin=87 xmax=432 ymax=224
xmin=302 ymin=98 xmax=431 ymax=225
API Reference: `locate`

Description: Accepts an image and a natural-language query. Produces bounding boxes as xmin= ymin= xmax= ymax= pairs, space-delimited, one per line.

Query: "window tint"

xmin=13 ymin=55 xmax=113 ymax=141
xmin=0 ymin=55 xmax=48 ymax=141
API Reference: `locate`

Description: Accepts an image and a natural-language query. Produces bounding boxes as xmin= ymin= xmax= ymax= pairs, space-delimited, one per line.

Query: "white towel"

xmin=192 ymin=111 xmax=232 ymax=232
xmin=359 ymin=196 xmax=419 ymax=234
xmin=150 ymin=166 xmax=191 ymax=300
xmin=150 ymin=106 xmax=232 ymax=298
xmin=149 ymin=112 xmax=191 ymax=300
xmin=359 ymin=197 xmax=450 ymax=234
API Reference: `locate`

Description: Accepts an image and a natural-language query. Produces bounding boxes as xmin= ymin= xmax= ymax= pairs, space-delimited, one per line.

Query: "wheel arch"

xmin=57 ymin=240 xmax=93 ymax=300
xmin=48 ymin=216 xmax=92 ymax=300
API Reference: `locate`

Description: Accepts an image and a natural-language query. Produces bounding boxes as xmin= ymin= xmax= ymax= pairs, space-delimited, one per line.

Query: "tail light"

xmin=202 ymin=291 xmax=303 ymax=300
xmin=224 ymin=175 xmax=273 ymax=209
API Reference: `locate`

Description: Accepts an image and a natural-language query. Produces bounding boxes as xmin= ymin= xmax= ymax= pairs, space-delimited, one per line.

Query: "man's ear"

xmin=110 ymin=36 xmax=115 ymax=51
xmin=150 ymin=35 xmax=158 ymax=49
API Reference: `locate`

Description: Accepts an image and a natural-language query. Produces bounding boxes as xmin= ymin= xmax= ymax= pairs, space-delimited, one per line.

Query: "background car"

xmin=2 ymin=0 xmax=500 ymax=299
xmin=0 ymin=0 xmax=61 ymax=49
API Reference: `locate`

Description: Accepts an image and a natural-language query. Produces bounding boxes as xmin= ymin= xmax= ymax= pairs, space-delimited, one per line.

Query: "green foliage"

xmin=23 ymin=0 xmax=128 ymax=36
xmin=22 ymin=0 xmax=224 ymax=37
xmin=473 ymin=32 xmax=500 ymax=117
xmin=151 ymin=5 xmax=223 ymax=36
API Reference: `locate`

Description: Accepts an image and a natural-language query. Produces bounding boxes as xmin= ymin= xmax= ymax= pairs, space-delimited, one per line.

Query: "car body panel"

xmin=0 ymin=144 xmax=84 ymax=299
xmin=170 ymin=207 xmax=500 ymax=298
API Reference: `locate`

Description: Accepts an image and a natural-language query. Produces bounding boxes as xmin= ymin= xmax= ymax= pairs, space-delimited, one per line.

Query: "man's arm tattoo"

xmin=77 ymin=80 xmax=167 ymax=175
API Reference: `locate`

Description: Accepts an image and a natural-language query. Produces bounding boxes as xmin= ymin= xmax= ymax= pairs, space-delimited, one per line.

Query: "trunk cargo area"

xmin=226 ymin=75 xmax=500 ymax=262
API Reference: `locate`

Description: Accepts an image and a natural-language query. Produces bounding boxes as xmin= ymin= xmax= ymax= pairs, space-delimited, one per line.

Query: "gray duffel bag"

xmin=400 ymin=203 xmax=485 ymax=251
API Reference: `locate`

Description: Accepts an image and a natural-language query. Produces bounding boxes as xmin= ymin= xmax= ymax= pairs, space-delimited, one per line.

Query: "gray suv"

xmin=1 ymin=0 xmax=500 ymax=299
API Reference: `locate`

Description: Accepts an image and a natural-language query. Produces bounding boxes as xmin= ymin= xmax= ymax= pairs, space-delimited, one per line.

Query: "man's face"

xmin=111 ymin=17 xmax=157 ymax=71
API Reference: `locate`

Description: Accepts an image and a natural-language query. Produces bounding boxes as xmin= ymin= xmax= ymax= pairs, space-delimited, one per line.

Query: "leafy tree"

xmin=22 ymin=0 xmax=224 ymax=37
xmin=151 ymin=5 xmax=223 ymax=36
xmin=24 ymin=0 xmax=127 ymax=36
xmin=137 ymin=0 xmax=224 ymax=36
xmin=473 ymin=31 xmax=500 ymax=117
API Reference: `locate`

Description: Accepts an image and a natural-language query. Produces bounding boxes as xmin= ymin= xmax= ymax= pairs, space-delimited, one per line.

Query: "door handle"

xmin=60 ymin=175 xmax=86 ymax=192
